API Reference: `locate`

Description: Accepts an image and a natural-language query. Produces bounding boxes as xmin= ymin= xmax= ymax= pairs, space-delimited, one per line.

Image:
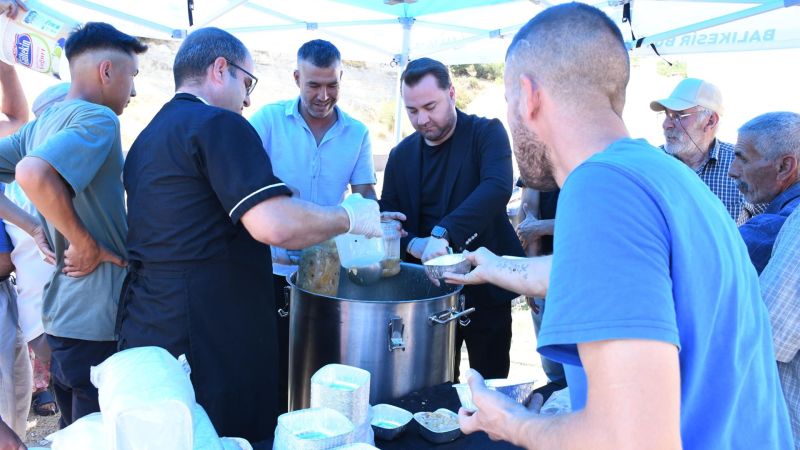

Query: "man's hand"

xmin=443 ymin=247 xmax=501 ymax=286
xmin=516 ymin=204 xmax=554 ymax=255
xmin=421 ymin=236 xmax=450 ymax=262
xmin=459 ymin=369 xmax=534 ymax=442
xmin=407 ymin=236 xmax=428 ymax=260
xmin=0 ymin=419 xmax=26 ymax=450
xmin=0 ymin=0 xmax=25 ymax=19
xmin=380 ymin=211 xmax=408 ymax=237
xmin=30 ymin=224 xmax=55 ymax=265
xmin=63 ymin=240 xmax=126 ymax=277
xmin=340 ymin=193 xmax=382 ymax=238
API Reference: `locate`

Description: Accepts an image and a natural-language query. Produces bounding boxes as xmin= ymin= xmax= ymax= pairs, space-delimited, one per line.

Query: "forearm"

xmin=242 ymin=195 xmax=350 ymax=249
xmin=488 ymin=255 xmax=551 ymax=298
xmin=0 ymin=193 xmax=40 ymax=235
xmin=508 ymin=409 xmax=621 ymax=450
xmin=16 ymin=157 xmax=94 ymax=248
xmin=0 ymin=62 xmax=28 ymax=137
xmin=351 ymin=184 xmax=377 ymax=201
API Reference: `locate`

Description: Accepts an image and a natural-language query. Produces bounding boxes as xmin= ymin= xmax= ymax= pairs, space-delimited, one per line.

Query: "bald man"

xmin=447 ymin=4 xmax=792 ymax=449
xmin=0 ymin=22 xmax=146 ymax=427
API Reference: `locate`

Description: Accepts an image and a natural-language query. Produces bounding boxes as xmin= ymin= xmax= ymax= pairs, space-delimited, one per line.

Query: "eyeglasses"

xmin=657 ymin=110 xmax=702 ymax=123
xmin=225 ymin=59 xmax=258 ymax=96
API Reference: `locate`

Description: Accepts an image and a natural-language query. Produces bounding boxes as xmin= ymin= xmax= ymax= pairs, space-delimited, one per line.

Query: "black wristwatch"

xmin=431 ymin=225 xmax=449 ymax=243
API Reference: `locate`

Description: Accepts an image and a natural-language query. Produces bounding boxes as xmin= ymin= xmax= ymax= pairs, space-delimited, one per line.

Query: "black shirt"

xmin=419 ymin=137 xmax=453 ymax=237
xmin=124 ymin=93 xmax=291 ymax=263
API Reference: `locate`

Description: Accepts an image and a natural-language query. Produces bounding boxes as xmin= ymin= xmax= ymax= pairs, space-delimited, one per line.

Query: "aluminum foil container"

xmin=423 ymin=253 xmax=471 ymax=282
xmin=311 ymin=364 xmax=371 ymax=425
xmin=273 ymin=407 xmax=354 ymax=450
xmin=370 ymin=404 xmax=412 ymax=441
xmin=453 ymin=379 xmax=538 ymax=412
xmin=413 ymin=409 xmax=461 ymax=444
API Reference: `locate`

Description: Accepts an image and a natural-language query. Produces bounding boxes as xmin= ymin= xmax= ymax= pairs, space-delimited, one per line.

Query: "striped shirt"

xmin=760 ymin=208 xmax=800 ymax=447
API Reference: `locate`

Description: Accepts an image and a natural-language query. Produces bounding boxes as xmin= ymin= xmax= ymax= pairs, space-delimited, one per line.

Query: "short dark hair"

xmin=173 ymin=27 xmax=249 ymax=88
xmin=401 ymin=58 xmax=451 ymax=90
xmin=506 ymin=3 xmax=629 ymax=116
xmin=65 ymin=22 xmax=147 ymax=61
xmin=297 ymin=39 xmax=341 ymax=68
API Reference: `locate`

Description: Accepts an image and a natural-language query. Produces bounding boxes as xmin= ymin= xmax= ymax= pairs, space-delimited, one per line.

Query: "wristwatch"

xmin=431 ymin=225 xmax=449 ymax=243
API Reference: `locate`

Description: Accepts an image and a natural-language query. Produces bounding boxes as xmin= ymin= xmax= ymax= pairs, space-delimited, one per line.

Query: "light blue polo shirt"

xmin=249 ymin=97 xmax=376 ymax=206
xmin=249 ymin=98 xmax=377 ymax=275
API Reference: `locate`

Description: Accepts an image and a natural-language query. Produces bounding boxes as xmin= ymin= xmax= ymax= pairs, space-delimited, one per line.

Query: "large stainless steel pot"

xmin=286 ymin=263 xmax=472 ymax=411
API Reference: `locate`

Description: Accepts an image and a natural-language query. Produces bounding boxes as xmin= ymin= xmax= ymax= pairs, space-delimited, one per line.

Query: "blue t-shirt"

xmin=0 ymin=185 xmax=11 ymax=253
xmin=538 ymin=138 xmax=792 ymax=449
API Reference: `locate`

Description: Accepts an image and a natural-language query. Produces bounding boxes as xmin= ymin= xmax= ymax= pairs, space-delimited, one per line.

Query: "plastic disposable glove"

xmin=340 ymin=193 xmax=382 ymax=238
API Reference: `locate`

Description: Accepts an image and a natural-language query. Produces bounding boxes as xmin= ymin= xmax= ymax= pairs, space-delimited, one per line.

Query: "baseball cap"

xmin=649 ymin=78 xmax=723 ymax=115
xmin=32 ymin=83 xmax=70 ymax=117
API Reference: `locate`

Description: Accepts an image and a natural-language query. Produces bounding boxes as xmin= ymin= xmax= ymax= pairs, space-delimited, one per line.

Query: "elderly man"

xmin=730 ymin=112 xmax=800 ymax=274
xmin=248 ymin=39 xmax=379 ymax=412
xmin=0 ymin=22 xmax=142 ymax=428
xmin=446 ymin=3 xmax=792 ymax=448
xmin=761 ymin=207 xmax=800 ymax=448
xmin=650 ymin=78 xmax=759 ymax=223
xmin=380 ymin=57 xmax=524 ymax=382
xmin=119 ymin=28 xmax=381 ymax=443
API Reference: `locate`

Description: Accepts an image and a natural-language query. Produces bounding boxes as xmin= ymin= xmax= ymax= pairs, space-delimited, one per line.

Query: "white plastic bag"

xmin=48 ymin=412 xmax=105 ymax=450
xmin=90 ymin=347 xmax=196 ymax=450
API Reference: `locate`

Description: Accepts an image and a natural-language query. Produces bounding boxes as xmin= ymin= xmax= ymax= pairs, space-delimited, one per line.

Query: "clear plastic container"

xmin=0 ymin=0 xmax=78 ymax=79
xmin=380 ymin=219 xmax=401 ymax=278
xmin=334 ymin=233 xmax=384 ymax=269
xmin=297 ymin=239 xmax=340 ymax=297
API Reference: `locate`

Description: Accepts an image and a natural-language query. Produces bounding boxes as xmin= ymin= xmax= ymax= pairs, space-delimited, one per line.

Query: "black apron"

xmin=117 ymin=231 xmax=278 ymax=442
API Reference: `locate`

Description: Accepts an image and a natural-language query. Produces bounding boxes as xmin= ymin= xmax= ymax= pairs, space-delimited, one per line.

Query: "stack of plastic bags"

xmin=47 ymin=346 xmax=250 ymax=450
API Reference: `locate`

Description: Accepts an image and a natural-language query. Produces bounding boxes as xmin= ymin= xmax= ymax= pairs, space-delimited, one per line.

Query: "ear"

xmin=705 ymin=111 xmax=720 ymax=131
xmin=211 ymin=56 xmax=227 ymax=84
xmin=338 ymin=70 xmax=343 ymax=81
xmin=448 ymin=84 xmax=455 ymax=102
xmin=293 ymin=70 xmax=300 ymax=87
xmin=519 ymin=74 xmax=540 ymax=122
xmin=99 ymin=60 xmax=113 ymax=85
xmin=776 ymin=154 xmax=799 ymax=183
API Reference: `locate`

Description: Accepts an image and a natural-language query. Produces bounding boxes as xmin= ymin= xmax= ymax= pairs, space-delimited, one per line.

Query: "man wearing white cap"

xmin=650 ymin=78 xmax=758 ymax=223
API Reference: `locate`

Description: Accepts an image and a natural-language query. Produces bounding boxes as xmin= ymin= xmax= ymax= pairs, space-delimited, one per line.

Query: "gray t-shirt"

xmin=0 ymin=99 xmax=127 ymax=341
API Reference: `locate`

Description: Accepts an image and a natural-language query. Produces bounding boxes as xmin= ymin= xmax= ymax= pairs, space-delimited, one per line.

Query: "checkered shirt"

xmin=695 ymin=139 xmax=746 ymax=221
xmin=760 ymin=208 xmax=800 ymax=446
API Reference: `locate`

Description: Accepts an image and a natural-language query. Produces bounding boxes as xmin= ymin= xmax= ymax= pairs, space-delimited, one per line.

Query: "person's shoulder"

xmin=252 ymin=98 xmax=294 ymax=118
xmin=64 ymin=100 xmax=120 ymax=127
xmin=573 ymin=139 xmax=677 ymax=188
xmin=394 ymin=131 xmax=421 ymax=151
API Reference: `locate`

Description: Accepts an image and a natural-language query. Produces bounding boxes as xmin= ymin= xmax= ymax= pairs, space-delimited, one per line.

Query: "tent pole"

xmin=394 ymin=17 xmax=414 ymax=144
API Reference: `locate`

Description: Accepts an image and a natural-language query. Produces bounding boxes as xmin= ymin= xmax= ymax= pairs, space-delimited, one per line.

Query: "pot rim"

xmin=287 ymin=263 xmax=463 ymax=303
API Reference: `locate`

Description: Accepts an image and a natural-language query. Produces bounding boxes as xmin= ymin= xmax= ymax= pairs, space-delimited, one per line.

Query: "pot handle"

xmin=388 ymin=316 xmax=405 ymax=351
xmin=428 ymin=307 xmax=476 ymax=326
xmin=278 ymin=285 xmax=290 ymax=318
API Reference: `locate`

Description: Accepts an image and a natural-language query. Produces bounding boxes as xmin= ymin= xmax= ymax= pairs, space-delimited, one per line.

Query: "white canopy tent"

xmin=40 ymin=0 xmax=800 ymax=140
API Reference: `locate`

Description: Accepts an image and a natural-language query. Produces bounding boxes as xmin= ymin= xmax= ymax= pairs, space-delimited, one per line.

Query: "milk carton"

xmin=0 ymin=0 xmax=79 ymax=79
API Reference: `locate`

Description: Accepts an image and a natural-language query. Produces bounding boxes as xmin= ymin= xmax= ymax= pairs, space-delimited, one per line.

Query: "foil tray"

xmin=370 ymin=404 xmax=413 ymax=441
xmin=274 ymin=407 xmax=354 ymax=450
xmin=414 ymin=408 xmax=461 ymax=444
xmin=310 ymin=364 xmax=372 ymax=425
xmin=453 ymin=379 xmax=538 ymax=412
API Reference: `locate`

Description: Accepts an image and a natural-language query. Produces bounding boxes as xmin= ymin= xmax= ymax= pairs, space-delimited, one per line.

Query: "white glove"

xmin=340 ymin=193 xmax=382 ymax=238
